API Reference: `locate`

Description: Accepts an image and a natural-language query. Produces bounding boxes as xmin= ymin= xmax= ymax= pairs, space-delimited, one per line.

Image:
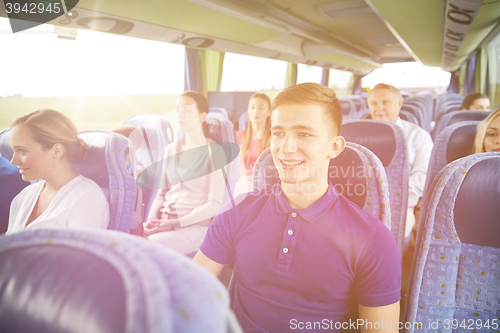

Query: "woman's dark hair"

xmin=460 ymin=93 xmax=488 ymax=110
xmin=180 ymin=91 xmax=210 ymax=138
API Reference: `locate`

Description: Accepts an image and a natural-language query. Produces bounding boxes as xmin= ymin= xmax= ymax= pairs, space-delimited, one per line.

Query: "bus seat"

xmin=78 ymin=130 xmax=138 ymax=233
xmin=252 ymin=143 xmax=392 ymax=230
xmin=208 ymin=107 xmax=229 ymax=120
xmin=404 ymin=98 xmax=431 ymax=131
xmin=338 ymin=98 xmax=356 ymax=120
xmin=122 ymin=114 xmax=174 ymax=218
xmin=342 ymin=120 xmax=410 ymax=259
xmin=403 ymin=153 xmax=500 ymax=333
xmin=0 ymin=228 xmax=230 ymax=333
xmin=401 ymin=104 xmax=424 ymax=128
xmin=433 ymin=110 xmax=489 ymax=140
xmin=400 ymin=110 xmax=419 ymax=125
xmin=238 ymin=112 xmax=249 ymax=131
xmin=422 ymin=121 xmax=479 ymax=201
xmin=435 ymin=101 xmax=462 ymax=124
xmin=208 ymin=91 xmax=255 ymax=125
xmin=0 ymin=156 xmax=29 ymax=234
xmin=0 ymin=128 xmax=13 ymax=161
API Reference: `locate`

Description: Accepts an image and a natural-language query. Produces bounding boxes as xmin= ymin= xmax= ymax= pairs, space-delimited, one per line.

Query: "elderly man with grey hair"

xmin=368 ymin=83 xmax=433 ymax=248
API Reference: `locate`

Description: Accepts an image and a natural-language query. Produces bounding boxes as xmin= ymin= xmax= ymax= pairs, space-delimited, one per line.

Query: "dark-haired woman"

xmin=459 ymin=93 xmax=491 ymax=111
xmin=144 ymin=92 xmax=226 ymax=255
xmin=7 ymin=109 xmax=109 ymax=234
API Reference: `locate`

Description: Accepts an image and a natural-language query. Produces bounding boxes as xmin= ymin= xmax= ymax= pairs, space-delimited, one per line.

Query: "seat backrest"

xmin=401 ymin=104 xmax=423 ymax=127
xmin=238 ymin=112 xmax=249 ymax=131
xmin=403 ymin=153 xmax=500 ymax=333
xmin=405 ymin=97 xmax=431 ymax=131
xmin=122 ymin=114 xmax=174 ymax=218
xmin=433 ymin=110 xmax=489 ymax=140
xmin=0 ymin=156 xmax=29 ymax=234
xmin=208 ymin=107 xmax=229 ymax=120
xmin=0 ymin=228 xmax=230 ymax=333
xmin=208 ymin=91 xmax=255 ymax=124
xmin=338 ymin=98 xmax=356 ymax=119
xmin=78 ymin=130 xmax=138 ymax=232
xmin=0 ymin=129 xmax=13 ymax=161
xmin=422 ymin=121 xmax=479 ymax=200
xmin=400 ymin=110 xmax=419 ymax=125
xmin=252 ymin=144 xmax=392 ymax=230
xmin=341 ymin=120 xmax=410 ymax=258
xmin=436 ymin=100 xmax=462 ymax=123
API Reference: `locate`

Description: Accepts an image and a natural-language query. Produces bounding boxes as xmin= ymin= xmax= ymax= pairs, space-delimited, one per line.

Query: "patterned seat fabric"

xmin=0 ymin=228 xmax=230 ymax=333
xmin=78 ymin=130 xmax=138 ymax=232
xmin=423 ymin=121 xmax=479 ymax=200
xmin=238 ymin=112 xmax=249 ymax=131
xmin=341 ymin=120 xmax=410 ymax=258
xmin=122 ymin=114 xmax=174 ymax=218
xmin=208 ymin=107 xmax=229 ymax=120
xmin=433 ymin=111 xmax=490 ymax=140
xmin=252 ymin=143 xmax=391 ymax=230
xmin=400 ymin=111 xmax=419 ymax=125
xmin=403 ymin=153 xmax=500 ymax=333
xmin=0 ymin=128 xmax=13 ymax=160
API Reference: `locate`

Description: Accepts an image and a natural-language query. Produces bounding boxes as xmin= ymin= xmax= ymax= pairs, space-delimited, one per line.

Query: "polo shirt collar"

xmin=395 ymin=117 xmax=403 ymax=128
xmin=273 ymin=181 xmax=339 ymax=223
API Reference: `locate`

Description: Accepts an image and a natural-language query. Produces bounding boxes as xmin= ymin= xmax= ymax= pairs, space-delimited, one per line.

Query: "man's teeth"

xmin=282 ymin=161 xmax=303 ymax=165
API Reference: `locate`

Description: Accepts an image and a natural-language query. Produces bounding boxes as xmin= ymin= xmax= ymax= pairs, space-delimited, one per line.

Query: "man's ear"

xmin=328 ymin=135 xmax=346 ymax=159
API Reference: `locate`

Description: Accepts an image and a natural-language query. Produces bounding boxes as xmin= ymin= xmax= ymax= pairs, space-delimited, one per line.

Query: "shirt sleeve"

xmin=199 ymin=199 xmax=237 ymax=265
xmin=68 ymin=187 xmax=110 ymax=230
xmin=354 ymin=222 xmax=402 ymax=307
xmin=408 ymin=129 xmax=433 ymax=208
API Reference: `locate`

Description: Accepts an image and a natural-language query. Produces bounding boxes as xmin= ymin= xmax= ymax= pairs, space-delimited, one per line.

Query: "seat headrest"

xmin=206 ymin=119 xmax=224 ymax=142
xmin=341 ymin=122 xmax=396 ymax=166
xmin=78 ymin=132 xmax=110 ymax=189
xmin=329 ymin=147 xmax=366 ymax=207
xmin=339 ymin=100 xmax=352 ymax=115
xmin=448 ymin=111 xmax=490 ymax=126
xmin=446 ymin=124 xmax=477 ymax=163
xmin=0 ymin=129 xmax=13 ymax=161
xmin=454 ymin=157 xmax=500 ymax=248
xmin=0 ymin=244 xmax=126 ymax=333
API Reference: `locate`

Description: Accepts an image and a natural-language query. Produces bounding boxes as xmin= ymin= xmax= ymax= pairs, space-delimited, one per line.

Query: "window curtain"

xmin=463 ymin=53 xmax=477 ymax=96
xmin=320 ymin=68 xmax=329 ymax=87
xmin=184 ymin=47 xmax=201 ymax=93
xmin=458 ymin=62 xmax=467 ymax=95
xmin=474 ymin=45 xmax=488 ymax=95
xmin=205 ymin=50 xmax=225 ymax=92
xmin=285 ymin=62 xmax=297 ymax=88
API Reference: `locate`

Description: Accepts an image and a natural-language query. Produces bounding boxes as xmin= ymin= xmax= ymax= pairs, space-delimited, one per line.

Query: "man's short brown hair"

xmin=271 ymin=82 xmax=342 ymax=136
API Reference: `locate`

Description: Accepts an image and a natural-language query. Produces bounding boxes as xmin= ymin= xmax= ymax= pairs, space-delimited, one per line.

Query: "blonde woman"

xmin=7 ymin=109 xmax=109 ymax=234
xmin=474 ymin=108 xmax=500 ymax=153
xmin=237 ymin=93 xmax=272 ymax=178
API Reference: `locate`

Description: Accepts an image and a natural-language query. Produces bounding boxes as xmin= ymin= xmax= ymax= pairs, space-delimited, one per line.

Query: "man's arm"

xmin=358 ymin=301 xmax=400 ymax=333
xmin=193 ymin=250 xmax=226 ymax=277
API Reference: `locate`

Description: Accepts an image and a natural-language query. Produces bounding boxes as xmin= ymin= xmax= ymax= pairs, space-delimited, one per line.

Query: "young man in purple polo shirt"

xmin=194 ymin=83 xmax=401 ymax=332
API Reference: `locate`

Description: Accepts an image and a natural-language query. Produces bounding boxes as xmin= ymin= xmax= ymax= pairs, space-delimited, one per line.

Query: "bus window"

xmin=220 ymin=53 xmax=287 ymax=92
xmin=296 ymin=64 xmax=323 ymax=85
xmin=328 ymin=68 xmax=353 ymax=96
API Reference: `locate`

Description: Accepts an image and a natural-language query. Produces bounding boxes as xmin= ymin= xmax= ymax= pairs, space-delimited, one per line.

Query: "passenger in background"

xmin=368 ymin=83 xmax=433 ymax=242
xmin=7 ymin=109 xmax=109 ymax=234
xmin=237 ymin=93 xmax=272 ymax=178
xmin=474 ymin=108 xmax=500 ymax=153
xmin=0 ymin=155 xmax=29 ymax=234
xmin=459 ymin=93 xmax=491 ymax=111
xmin=144 ymin=92 xmax=225 ymax=255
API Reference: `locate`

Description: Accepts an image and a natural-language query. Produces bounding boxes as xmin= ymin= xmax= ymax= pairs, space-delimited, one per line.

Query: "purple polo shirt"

xmin=200 ymin=182 xmax=401 ymax=332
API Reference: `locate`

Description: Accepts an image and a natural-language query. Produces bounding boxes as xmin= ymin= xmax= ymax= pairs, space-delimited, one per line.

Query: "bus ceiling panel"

xmin=75 ymin=0 xmax=281 ymax=45
xmin=313 ymin=51 xmax=382 ymax=72
xmin=447 ymin=1 xmax=500 ymax=72
xmin=365 ymin=0 xmax=443 ymax=66
xmin=188 ymin=0 xmax=393 ymax=62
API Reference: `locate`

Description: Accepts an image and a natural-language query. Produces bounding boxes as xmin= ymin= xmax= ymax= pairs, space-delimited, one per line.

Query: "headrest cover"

xmin=454 ymin=158 xmax=500 ymax=248
xmin=446 ymin=124 xmax=476 ymax=163
xmin=0 ymin=244 xmax=126 ymax=333
xmin=449 ymin=111 xmax=490 ymax=126
xmin=78 ymin=132 xmax=110 ymax=189
xmin=329 ymin=147 xmax=366 ymax=208
xmin=339 ymin=100 xmax=352 ymax=116
xmin=0 ymin=129 xmax=13 ymax=161
xmin=341 ymin=122 xmax=396 ymax=166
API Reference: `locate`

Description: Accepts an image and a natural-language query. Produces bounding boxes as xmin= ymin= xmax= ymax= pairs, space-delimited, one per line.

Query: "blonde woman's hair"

xmin=241 ymin=93 xmax=272 ymax=163
xmin=10 ymin=109 xmax=87 ymax=165
xmin=474 ymin=108 xmax=500 ymax=153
